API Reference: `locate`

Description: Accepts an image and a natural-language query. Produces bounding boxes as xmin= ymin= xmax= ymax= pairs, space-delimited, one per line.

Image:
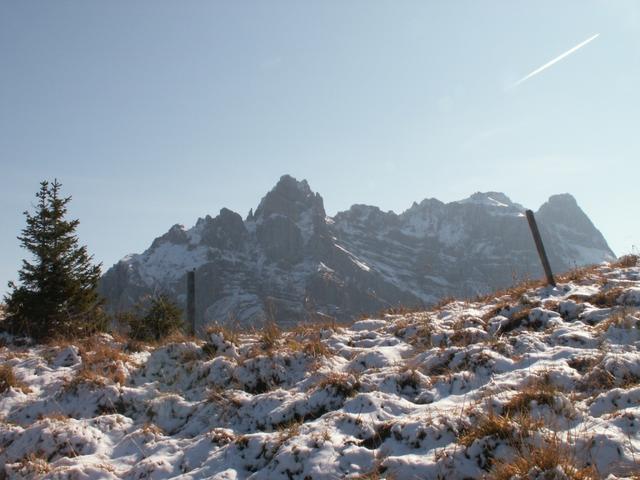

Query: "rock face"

xmin=100 ymin=175 xmax=615 ymax=329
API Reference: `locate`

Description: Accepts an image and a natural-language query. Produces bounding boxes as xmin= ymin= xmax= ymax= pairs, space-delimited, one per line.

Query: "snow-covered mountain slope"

xmin=100 ymin=175 xmax=615 ymax=328
xmin=2 ymin=259 xmax=640 ymax=479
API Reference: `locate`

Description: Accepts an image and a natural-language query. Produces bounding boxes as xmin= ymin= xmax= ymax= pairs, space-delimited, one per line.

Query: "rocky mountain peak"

xmin=253 ymin=174 xmax=326 ymax=222
xmin=200 ymin=208 xmax=248 ymax=250
xmin=150 ymin=224 xmax=188 ymax=250
xmin=101 ymin=180 xmax=616 ymax=329
xmin=457 ymin=191 xmax=522 ymax=210
xmin=536 ymin=193 xmax=603 ymax=238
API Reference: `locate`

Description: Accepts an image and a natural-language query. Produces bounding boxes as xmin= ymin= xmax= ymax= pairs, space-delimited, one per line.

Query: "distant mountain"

xmin=100 ymin=175 xmax=615 ymax=328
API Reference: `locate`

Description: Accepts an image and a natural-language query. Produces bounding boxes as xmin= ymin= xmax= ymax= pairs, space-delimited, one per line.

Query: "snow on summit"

xmin=100 ymin=176 xmax=616 ymax=329
xmin=2 ymin=258 xmax=640 ymax=479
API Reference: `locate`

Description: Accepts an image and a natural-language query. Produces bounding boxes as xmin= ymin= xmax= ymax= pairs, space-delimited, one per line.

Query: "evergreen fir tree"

xmin=3 ymin=180 xmax=105 ymax=340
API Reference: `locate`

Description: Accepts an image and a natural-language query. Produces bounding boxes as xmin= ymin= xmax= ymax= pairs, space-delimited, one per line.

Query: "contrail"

xmin=513 ymin=33 xmax=600 ymax=87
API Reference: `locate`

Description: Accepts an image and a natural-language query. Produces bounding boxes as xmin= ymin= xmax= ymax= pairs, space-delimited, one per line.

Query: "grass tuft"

xmin=488 ymin=435 xmax=598 ymax=480
xmin=0 ymin=364 xmax=30 ymax=394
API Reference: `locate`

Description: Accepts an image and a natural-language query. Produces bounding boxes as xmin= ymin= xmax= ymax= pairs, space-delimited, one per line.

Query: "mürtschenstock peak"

xmin=100 ymin=175 xmax=615 ymax=328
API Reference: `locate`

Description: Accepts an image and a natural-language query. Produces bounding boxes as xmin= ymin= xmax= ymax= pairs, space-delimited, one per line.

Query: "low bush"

xmin=125 ymin=295 xmax=184 ymax=342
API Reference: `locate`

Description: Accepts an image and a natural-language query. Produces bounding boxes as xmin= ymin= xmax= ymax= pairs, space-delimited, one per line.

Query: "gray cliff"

xmin=100 ymin=175 xmax=615 ymax=328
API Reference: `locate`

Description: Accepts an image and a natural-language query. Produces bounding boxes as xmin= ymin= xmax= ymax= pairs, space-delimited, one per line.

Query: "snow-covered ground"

xmin=2 ymin=260 xmax=640 ymax=479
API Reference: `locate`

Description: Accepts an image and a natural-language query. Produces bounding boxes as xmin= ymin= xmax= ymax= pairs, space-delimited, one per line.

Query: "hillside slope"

xmin=2 ymin=259 xmax=639 ymax=479
xmin=100 ymin=175 xmax=615 ymax=328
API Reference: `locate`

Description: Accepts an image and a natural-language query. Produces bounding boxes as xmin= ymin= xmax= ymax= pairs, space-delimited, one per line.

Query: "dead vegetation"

xmin=612 ymin=254 xmax=639 ymax=268
xmin=596 ymin=306 xmax=639 ymax=332
xmin=503 ymin=375 xmax=560 ymax=416
xmin=459 ymin=410 xmax=523 ymax=448
xmin=0 ymin=364 xmax=30 ymax=394
xmin=585 ymin=287 xmax=625 ymax=308
xmin=206 ymin=324 xmax=240 ymax=346
xmin=77 ymin=338 xmax=129 ymax=385
xmin=258 ymin=321 xmax=282 ymax=352
xmin=558 ymin=263 xmax=607 ymax=284
xmin=488 ymin=434 xmax=599 ymax=480
xmin=475 ymin=278 xmax=545 ymax=304
xmin=285 ymin=332 xmax=332 ymax=358
xmin=63 ymin=368 xmax=108 ymax=393
xmin=316 ymin=372 xmax=360 ymax=397
xmin=5 ymin=453 xmax=52 ymax=477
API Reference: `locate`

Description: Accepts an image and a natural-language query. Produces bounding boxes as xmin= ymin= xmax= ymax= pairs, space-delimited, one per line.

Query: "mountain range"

xmin=100 ymin=175 xmax=615 ymax=328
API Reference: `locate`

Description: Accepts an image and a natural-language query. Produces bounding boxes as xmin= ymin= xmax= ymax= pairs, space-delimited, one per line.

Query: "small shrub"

xmin=126 ymin=295 xmax=184 ymax=342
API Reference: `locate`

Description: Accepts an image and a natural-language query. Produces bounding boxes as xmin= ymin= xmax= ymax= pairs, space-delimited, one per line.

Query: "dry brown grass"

xmin=0 ymin=364 xmax=30 ymax=394
xmin=482 ymin=301 xmax=512 ymax=321
xmin=458 ymin=411 xmax=517 ymax=448
xmin=396 ymin=366 xmax=425 ymax=390
xmin=140 ymin=422 xmax=165 ymax=436
xmin=36 ymin=411 xmax=69 ymax=422
xmin=432 ymin=296 xmax=457 ymax=310
xmin=63 ymin=368 xmax=107 ymax=393
xmin=285 ymin=333 xmax=333 ymax=359
xmin=503 ymin=376 xmax=559 ymax=416
xmin=316 ymin=372 xmax=360 ymax=397
xmin=567 ymin=354 xmax=601 ymax=375
xmin=488 ymin=435 xmax=598 ymax=480
xmin=7 ymin=453 xmax=52 ymax=477
xmin=558 ymin=264 xmax=605 ymax=284
xmin=499 ymin=307 xmax=532 ymax=333
xmin=612 ymin=254 xmax=639 ymax=268
xmin=206 ymin=387 xmax=244 ymax=409
xmin=259 ymin=321 xmax=281 ymax=351
xmin=595 ymin=307 xmax=638 ymax=332
xmin=206 ymin=324 xmax=240 ymax=346
xmin=475 ymin=278 xmax=545 ymax=304
xmin=406 ymin=315 xmax=434 ymax=349
xmin=584 ymin=287 xmax=625 ymax=308
xmin=350 ymin=466 xmax=392 ymax=480
xmin=77 ymin=339 xmax=129 ymax=385
xmin=459 ymin=407 xmax=544 ymax=450
xmin=382 ymin=304 xmax=426 ymax=316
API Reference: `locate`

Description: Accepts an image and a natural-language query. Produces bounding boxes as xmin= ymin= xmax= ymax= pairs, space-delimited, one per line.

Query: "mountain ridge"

xmin=100 ymin=175 xmax=615 ymax=328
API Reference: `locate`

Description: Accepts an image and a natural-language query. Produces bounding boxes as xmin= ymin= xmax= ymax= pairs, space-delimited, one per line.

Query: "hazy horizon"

xmin=2 ymin=1 xmax=639 ymax=293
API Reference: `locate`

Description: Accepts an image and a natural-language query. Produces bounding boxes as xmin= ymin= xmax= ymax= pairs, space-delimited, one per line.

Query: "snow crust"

xmin=2 ymin=262 xmax=640 ymax=479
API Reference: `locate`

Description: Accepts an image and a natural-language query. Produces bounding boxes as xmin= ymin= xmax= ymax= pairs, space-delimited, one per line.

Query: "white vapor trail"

xmin=513 ymin=33 xmax=600 ymax=87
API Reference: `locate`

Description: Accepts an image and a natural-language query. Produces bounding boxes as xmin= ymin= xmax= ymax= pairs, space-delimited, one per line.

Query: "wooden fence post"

xmin=187 ymin=269 xmax=196 ymax=335
xmin=525 ymin=210 xmax=556 ymax=287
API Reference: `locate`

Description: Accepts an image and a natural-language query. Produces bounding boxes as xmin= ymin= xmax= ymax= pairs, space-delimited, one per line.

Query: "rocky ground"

xmin=1 ymin=258 xmax=640 ymax=479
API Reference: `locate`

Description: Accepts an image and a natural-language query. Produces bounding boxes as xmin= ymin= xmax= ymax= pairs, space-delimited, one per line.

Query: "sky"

xmin=1 ymin=1 xmax=639 ymax=293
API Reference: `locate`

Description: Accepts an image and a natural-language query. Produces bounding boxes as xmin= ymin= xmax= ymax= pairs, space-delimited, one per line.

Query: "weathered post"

xmin=187 ymin=269 xmax=196 ymax=335
xmin=525 ymin=210 xmax=556 ymax=287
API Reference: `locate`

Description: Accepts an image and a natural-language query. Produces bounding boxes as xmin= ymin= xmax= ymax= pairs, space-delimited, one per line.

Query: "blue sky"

xmin=1 ymin=1 xmax=639 ymax=292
